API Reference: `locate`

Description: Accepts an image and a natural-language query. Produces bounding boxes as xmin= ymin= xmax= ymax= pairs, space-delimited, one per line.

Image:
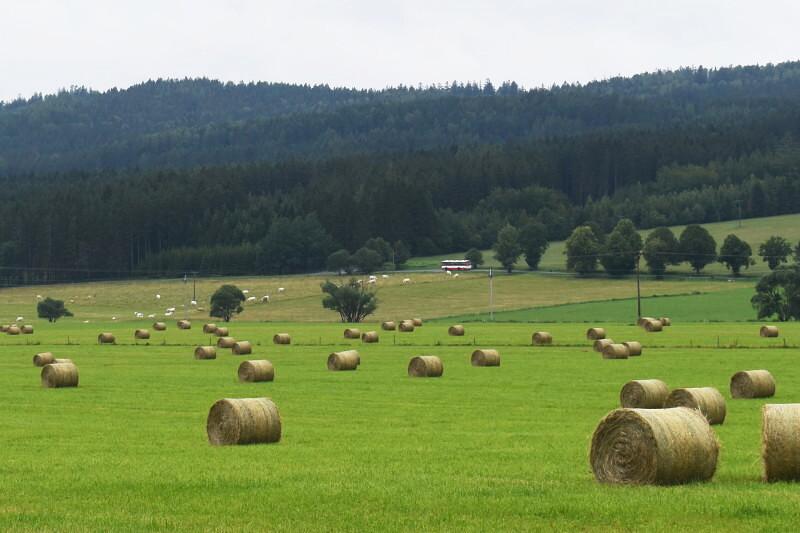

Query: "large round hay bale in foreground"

xmin=238 ymin=360 xmax=275 ymax=382
xmin=643 ymin=320 xmax=663 ymax=332
xmin=760 ymin=325 xmax=779 ymax=338
xmin=532 ymin=331 xmax=553 ymax=345
xmin=471 ymin=349 xmax=500 ymax=367
xmin=408 ymin=355 xmax=443 ymax=377
xmin=659 ymin=317 xmax=671 ymax=326
xmin=41 ymin=362 xmax=79 ymax=388
xmin=206 ymin=398 xmax=281 ymax=446
xmin=637 ymin=317 xmax=655 ymax=327
xmin=53 ymin=358 xmax=73 ymax=364
xmin=33 ymin=352 xmax=55 ymax=367
xmin=382 ymin=321 xmax=397 ymax=331
xmin=217 ymin=336 xmax=236 ymax=349
xmin=134 ymin=329 xmax=150 ymax=340
xmin=273 ymin=333 xmax=291 ymax=345
xmin=398 ymin=321 xmax=415 ymax=332
xmin=194 ymin=346 xmax=217 ymax=360
xmin=214 ymin=326 xmax=230 ymax=337
xmin=665 ymin=387 xmax=726 ymax=425
xmin=731 ymin=370 xmax=775 ymax=399
xmin=602 ymin=343 xmax=630 ymax=359
xmin=762 ymin=404 xmax=800 ymax=482
xmin=590 ymin=407 xmax=718 ymax=485
xmin=21 ymin=325 xmax=34 ymax=334
xmin=586 ymin=327 xmax=606 ymax=340
xmin=177 ymin=320 xmax=191 ymax=330
xmin=448 ymin=325 xmax=465 ymax=336
xmin=343 ymin=328 xmax=361 ymax=339
xmin=361 ymin=331 xmax=379 ymax=343
xmin=232 ymin=341 xmax=253 ymax=355
xmin=620 ymin=379 xmax=670 ymax=408
xmin=593 ymin=338 xmax=615 ymax=353
xmin=153 ymin=322 xmax=167 ymax=331
xmin=622 ymin=341 xmax=643 ymax=356
xmin=412 ymin=318 xmax=423 ymax=327
xmin=327 ymin=350 xmax=360 ymax=371
xmin=203 ymin=323 xmax=217 ymax=334
xmin=7 ymin=325 xmax=20 ymax=335
xmin=98 ymin=332 xmax=115 ymax=344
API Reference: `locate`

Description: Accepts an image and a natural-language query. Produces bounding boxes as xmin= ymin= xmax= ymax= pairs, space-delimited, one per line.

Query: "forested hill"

xmin=2 ymin=62 xmax=800 ymax=177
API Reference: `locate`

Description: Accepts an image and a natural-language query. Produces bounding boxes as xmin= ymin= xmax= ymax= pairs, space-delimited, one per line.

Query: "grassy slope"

xmin=408 ymin=212 xmax=800 ymax=276
xmin=2 ymin=321 xmax=800 ymax=531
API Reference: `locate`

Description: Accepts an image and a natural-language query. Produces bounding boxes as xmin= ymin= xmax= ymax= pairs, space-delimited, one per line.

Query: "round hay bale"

xmin=177 ymin=319 xmax=191 ymax=330
xmin=134 ymin=328 xmax=150 ymax=340
xmin=659 ymin=317 xmax=672 ymax=326
xmin=382 ymin=321 xmax=397 ymax=331
xmin=41 ymin=362 xmax=79 ymax=388
xmin=206 ymin=398 xmax=281 ymax=446
xmin=327 ymin=350 xmax=360 ymax=371
xmin=622 ymin=341 xmax=643 ymax=356
xmin=153 ymin=322 xmax=167 ymax=331
xmin=731 ymin=370 xmax=775 ymax=399
xmin=532 ymin=331 xmax=553 ymax=345
xmin=665 ymin=387 xmax=726 ymax=425
xmin=203 ymin=323 xmax=218 ymax=334
xmin=620 ymin=379 xmax=670 ymax=408
xmin=232 ymin=341 xmax=253 ymax=355
xmin=760 ymin=325 xmax=779 ymax=338
xmin=590 ymin=407 xmax=719 ymax=485
xmin=97 ymin=332 xmax=115 ymax=344
xmin=361 ymin=331 xmax=379 ymax=343
xmin=412 ymin=318 xmax=423 ymax=327
xmin=408 ymin=355 xmax=443 ymax=378
xmin=593 ymin=338 xmax=615 ymax=353
xmin=33 ymin=352 xmax=55 ymax=367
xmin=398 ymin=321 xmax=415 ymax=332
xmin=21 ymin=325 xmax=34 ymax=334
xmin=644 ymin=320 xmax=663 ymax=332
xmin=273 ymin=333 xmax=291 ymax=345
xmin=586 ymin=327 xmax=606 ymax=340
xmin=637 ymin=317 xmax=655 ymax=327
xmin=214 ymin=326 xmax=230 ymax=337
xmin=471 ymin=349 xmax=500 ymax=367
xmin=7 ymin=325 xmax=20 ymax=335
xmin=217 ymin=336 xmax=236 ymax=349
xmin=343 ymin=328 xmax=361 ymax=339
xmin=194 ymin=346 xmax=217 ymax=360
xmin=762 ymin=403 xmax=800 ymax=482
xmin=53 ymin=358 xmax=73 ymax=364
xmin=238 ymin=360 xmax=275 ymax=382
xmin=602 ymin=343 xmax=630 ymax=359
xmin=448 ymin=325 xmax=465 ymax=336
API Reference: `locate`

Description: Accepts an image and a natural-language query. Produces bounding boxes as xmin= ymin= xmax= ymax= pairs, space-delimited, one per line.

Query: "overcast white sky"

xmin=1 ymin=0 xmax=798 ymax=102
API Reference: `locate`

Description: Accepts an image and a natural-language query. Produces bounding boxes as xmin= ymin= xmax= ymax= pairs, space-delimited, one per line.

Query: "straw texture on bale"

xmin=382 ymin=321 xmax=397 ymax=331
xmin=471 ymin=349 xmax=500 ymax=367
xmin=408 ymin=355 xmax=444 ymax=377
xmin=53 ymin=358 xmax=73 ymax=364
xmin=134 ymin=329 xmax=150 ymax=340
xmin=327 ymin=350 xmax=360 ymax=371
xmin=361 ymin=331 xmax=379 ymax=343
xmin=623 ymin=341 xmax=643 ymax=356
xmin=412 ymin=318 xmax=423 ymax=327
xmin=232 ymin=341 xmax=253 ymax=355
xmin=448 ymin=325 xmax=465 ymax=336
xmin=593 ymin=338 xmax=615 ymax=353
xmin=41 ymin=362 xmax=79 ymax=388
xmin=238 ymin=360 xmax=275 ymax=382
xmin=637 ymin=317 xmax=655 ymax=327
xmin=214 ymin=326 xmax=230 ymax=337
xmin=7 ymin=325 xmax=20 ymax=335
xmin=206 ymin=398 xmax=282 ymax=446
xmin=659 ymin=317 xmax=672 ymax=326
xmin=398 ymin=321 xmax=415 ymax=332
xmin=33 ymin=352 xmax=55 ymax=367
xmin=273 ymin=333 xmax=291 ymax=344
xmin=586 ymin=327 xmax=606 ymax=340
xmin=644 ymin=320 xmax=663 ymax=332
xmin=532 ymin=331 xmax=553 ymax=345
xmin=343 ymin=328 xmax=361 ymax=339
xmin=203 ymin=323 xmax=218 ymax=334
xmin=620 ymin=379 xmax=670 ymax=408
xmin=98 ymin=332 xmax=115 ymax=344
xmin=177 ymin=320 xmax=191 ymax=330
xmin=730 ymin=370 xmax=775 ymax=399
xmin=153 ymin=322 xmax=167 ymax=331
xmin=602 ymin=343 xmax=630 ymax=359
xmin=665 ymin=387 xmax=727 ymax=425
xmin=762 ymin=404 xmax=800 ymax=482
xmin=217 ymin=336 xmax=236 ymax=349
xmin=590 ymin=407 xmax=719 ymax=485
xmin=21 ymin=325 xmax=34 ymax=334
xmin=760 ymin=325 xmax=779 ymax=338
xmin=194 ymin=346 xmax=217 ymax=360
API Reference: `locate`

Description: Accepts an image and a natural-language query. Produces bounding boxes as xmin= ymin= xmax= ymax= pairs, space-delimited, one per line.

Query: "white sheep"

xmin=111 ymin=316 xmax=117 ymax=321
xmin=147 ymin=314 xmax=156 ymax=318
xmin=246 ymin=296 xmax=257 ymax=303
xmin=165 ymin=311 xmax=174 ymax=317
xmin=278 ymin=287 xmax=285 ymax=293
xmin=242 ymin=289 xmax=249 ymax=294
xmin=82 ymin=320 xmax=90 ymax=323
xmin=261 ymin=295 xmax=270 ymax=303
xmin=166 ymin=307 xmax=176 ymax=313
xmin=155 ymin=294 xmax=161 ymax=300
xmin=446 ymin=270 xmax=452 ymax=276
xmin=453 ymin=273 xmax=459 ymax=278
xmin=190 ymin=300 xmax=197 ymax=306
xmin=36 ymin=294 xmax=42 ymax=299
xmin=402 ymin=278 xmax=411 ymax=284
xmin=368 ymin=279 xmax=377 ymax=285
xmin=381 ymin=274 xmax=389 ymax=279
xmin=16 ymin=316 xmax=23 ymax=321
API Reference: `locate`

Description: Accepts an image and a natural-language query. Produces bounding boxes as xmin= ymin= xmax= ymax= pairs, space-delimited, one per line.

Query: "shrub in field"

xmin=321 ymin=279 xmax=377 ymax=323
xmin=37 ymin=297 xmax=73 ymax=323
xmin=210 ymin=285 xmax=245 ymax=322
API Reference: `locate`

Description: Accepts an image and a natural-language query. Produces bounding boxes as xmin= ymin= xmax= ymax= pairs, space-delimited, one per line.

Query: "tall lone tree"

xmin=321 ymin=279 xmax=378 ymax=323
xmin=600 ymin=218 xmax=642 ymax=275
xmin=679 ymin=224 xmax=717 ymax=274
xmin=642 ymin=227 xmax=681 ymax=276
xmin=37 ymin=297 xmax=73 ymax=323
xmin=465 ymin=248 xmax=484 ymax=269
xmin=520 ymin=221 xmax=549 ymax=270
xmin=565 ymin=226 xmax=600 ymax=274
xmin=758 ymin=236 xmax=792 ymax=270
xmin=210 ymin=285 xmax=246 ymax=322
xmin=718 ymin=234 xmax=754 ymax=276
xmin=493 ymin=224 xmax=523 ymax=273
xmin=751 ymin=267 xmax=800 ymax=321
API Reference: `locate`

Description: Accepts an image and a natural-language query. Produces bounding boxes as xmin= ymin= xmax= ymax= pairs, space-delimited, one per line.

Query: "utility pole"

xmin=636 ymin=251 xmax=642 ymax=320
xmin=488 ymin=267 xmax=494 ymax=321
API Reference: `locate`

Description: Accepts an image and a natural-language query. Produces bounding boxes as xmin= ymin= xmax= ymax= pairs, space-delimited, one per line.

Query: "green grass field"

xmin=3 ymin=319 xmax=800 ymax=531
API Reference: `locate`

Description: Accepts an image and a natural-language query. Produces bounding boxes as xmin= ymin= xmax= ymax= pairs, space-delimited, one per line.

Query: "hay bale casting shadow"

xmin=206 ymin=398 xmax=281 ymax=446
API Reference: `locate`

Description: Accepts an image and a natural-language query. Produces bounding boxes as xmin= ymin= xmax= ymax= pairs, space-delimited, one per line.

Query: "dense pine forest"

xmin=2 ymin=62 xmax=800 ymax=283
